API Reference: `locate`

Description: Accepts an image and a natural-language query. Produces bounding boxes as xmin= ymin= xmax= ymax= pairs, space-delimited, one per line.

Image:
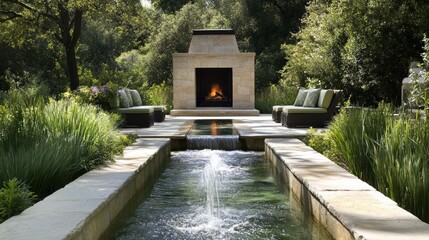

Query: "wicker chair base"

xmin=272 ymin=110 xmax=282 ymax=123
xmin=121 ymin=112 xmax=154 ymax=128
xmin=281 ymin=112 xmax=328 ymax=128
xmin=154 ymin=110 xmax=165 ymax=122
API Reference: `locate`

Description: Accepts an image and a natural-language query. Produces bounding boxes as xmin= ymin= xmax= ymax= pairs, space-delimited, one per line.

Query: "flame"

xmin=209 ymin=84 xmax=222 ymax=99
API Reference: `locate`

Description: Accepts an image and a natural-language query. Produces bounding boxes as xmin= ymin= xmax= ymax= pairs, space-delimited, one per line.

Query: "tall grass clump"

xmin=370 ymin=113 xmax=429 ymax=221
xmin=0 ymin=94 xmax=122 ymax=198
xmin=328 ymin=104 xmax=393 ymax=186
xmin=255 ymin=81 xmax=297 ymax=113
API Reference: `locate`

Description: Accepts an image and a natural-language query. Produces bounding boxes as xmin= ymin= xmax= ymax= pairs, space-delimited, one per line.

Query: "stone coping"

xmin=0 ymin=138 xmax=171 ymax=240
xmin=265 ymin=138 xmax=429 ymax=240
xmin=193 ymin=29 xmax=235 ymax=35
xmin=170 ymin=108 xmax=260 ymax=116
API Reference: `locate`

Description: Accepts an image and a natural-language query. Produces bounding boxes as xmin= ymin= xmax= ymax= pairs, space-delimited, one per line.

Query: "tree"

xmin=0 ymin=0 xmax=92 ymax=90
xmin=282 ymin=0 xmax=429 ymax=105
xmin=219 ymin=0 xmax=308 ymax=88
xmin=141 ymin=3 xmax=229 ymax=86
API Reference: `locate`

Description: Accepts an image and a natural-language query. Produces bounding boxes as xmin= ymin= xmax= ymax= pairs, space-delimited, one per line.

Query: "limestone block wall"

xmin=189 ymin=34 xmax=239 ymax=54
xmin=173 ymin=53 xmax=255 ymax=109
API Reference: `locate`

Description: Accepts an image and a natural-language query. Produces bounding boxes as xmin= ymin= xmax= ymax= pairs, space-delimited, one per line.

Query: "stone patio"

xmin=119 ymin=114 xmax=309 ymax=150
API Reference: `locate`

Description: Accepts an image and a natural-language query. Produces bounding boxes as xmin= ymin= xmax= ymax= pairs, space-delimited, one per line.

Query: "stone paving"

xmin=119 ymin=114 xmax=309 ymax=138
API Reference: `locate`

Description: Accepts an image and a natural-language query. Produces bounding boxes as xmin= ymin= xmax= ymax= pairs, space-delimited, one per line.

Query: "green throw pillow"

xmin=117 ymin=90 xmax=130 ymax=108
xmin=303 ymin=88 xmax=321 ymax=107
xmin=293 ymin=89 xmax=308 ymax=106
xmin=130 ymin=89 xmax=143 ymax=106
xmin=317 ymin=89 xmax=334 ymax=109
xmin=124 ymin=89 xmax=133 ymax=107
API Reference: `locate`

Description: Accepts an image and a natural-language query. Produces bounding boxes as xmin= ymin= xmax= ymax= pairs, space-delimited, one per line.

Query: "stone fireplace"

xmin=171 ymin=29 xmax=259 ymax=116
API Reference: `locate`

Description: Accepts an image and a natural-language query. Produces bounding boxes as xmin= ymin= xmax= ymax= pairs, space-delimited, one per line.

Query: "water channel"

xmin=105 ymin=120 xmax=333 ymax=239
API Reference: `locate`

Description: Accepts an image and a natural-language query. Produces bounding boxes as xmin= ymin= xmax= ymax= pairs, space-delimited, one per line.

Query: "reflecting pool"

xmin=107 ymin=150 xmax=333 ymax=240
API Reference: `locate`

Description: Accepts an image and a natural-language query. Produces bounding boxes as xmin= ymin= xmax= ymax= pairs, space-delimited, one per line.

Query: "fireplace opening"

xmin=196 ymin=68 xmax=232 ymax=107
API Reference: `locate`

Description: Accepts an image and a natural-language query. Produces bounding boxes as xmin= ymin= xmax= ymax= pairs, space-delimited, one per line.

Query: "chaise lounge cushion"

xmin=117 ymin=90 xmax=130 ymax=108
xmin=273 ymin=105 xmax=288 ymax=111
xmin=116 ymin=106 xmax=154 ymax=114
xmin=124 ymin=89 xmax=134 ymax=107
xmin=130 ymin=89 xmax=143 ymax=106
xmin=303 ymin=88 xmax=321 ymax=107
xmin=282 ymin=106 xmax=327 ymax=114
xmin=317 ymin=89 xmax=334 ymax=109
xmin=293 ymin=89 xmax=308 ymax=106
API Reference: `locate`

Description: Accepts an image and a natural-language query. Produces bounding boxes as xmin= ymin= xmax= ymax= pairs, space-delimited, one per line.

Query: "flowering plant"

xmin=63 ymin=82 xmax=119 ymax=111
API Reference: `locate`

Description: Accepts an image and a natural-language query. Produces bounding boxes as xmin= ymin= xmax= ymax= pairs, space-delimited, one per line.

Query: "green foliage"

xmin=329 ymin=104 xmax=393 ymax=186
xmin=141 ymin=3 xmax=229 ymax=87
xmin=409 ymin=37 xmax=429 ymax=109
xmin=151 ymin=0 xmax=195 ymax=13
xmin=305 ymin=128 xmax=344 ymax=166
xmin=146 ymin=81 xmax=173 ymax=113
xmin=281 ymin=1 xmax=348 ymax=90
xmin=0 ymin=70 xmax=50 ymax=102
xmin=255 ymin=80 xmax=297 ymax=113
xmin=370 ymin=113 xmax=429 ymax=221
xmin=316 ymin=104 xmax=429 ymax=222
xmin=0 ymin=178 xmax=37 ymax=223
xmin=0 ymin=93 xmax=122 ymax=197
xmin=221 ymin=0 xmax=308 ymax=88
xmin=283 ymin=0 xmax=429 ymax=106
xmin=62 ymin=82 xmax=120 ymax=111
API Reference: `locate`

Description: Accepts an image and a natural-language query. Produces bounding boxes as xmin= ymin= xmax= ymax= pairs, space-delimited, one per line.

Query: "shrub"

xmin=0 ymin=178 xmax=37 ymax=223
xmin=145 ymin=81 xmax=173 ymax=113
xmin=255 ymin=80 xmax=297 ymax=113
xmin=0 ymin=95 xmax=122 ymax=197
xmin=62 ymin=82 xmax=119 ymax=111
xmin=305 ymin=128 xmax=344 ymax=168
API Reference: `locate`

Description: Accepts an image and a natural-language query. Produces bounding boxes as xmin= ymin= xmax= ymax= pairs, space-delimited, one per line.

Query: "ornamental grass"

xmin=0 ymin=96 xmax=121 ymax=198
xmin=327 ymin=105 xmax=429 ymax=222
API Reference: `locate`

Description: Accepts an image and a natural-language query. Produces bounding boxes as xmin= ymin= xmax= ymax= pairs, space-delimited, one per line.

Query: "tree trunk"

xmin=66 ymin=47 xmax=79 ymax=91
xmin=58 ymin=6 xmax=82 ymax=91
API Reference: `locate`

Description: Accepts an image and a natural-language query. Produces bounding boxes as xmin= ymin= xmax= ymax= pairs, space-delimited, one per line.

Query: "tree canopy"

xmin=1 ymin=0 xmax=429 ymax=106
xmin=282 ymin=0 xmax=429 ymax=105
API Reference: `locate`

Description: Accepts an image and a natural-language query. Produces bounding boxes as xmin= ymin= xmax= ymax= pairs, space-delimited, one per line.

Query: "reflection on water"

xmin=108 ymin=150 xmax=333 ymax=240
xmin=189 ymin=120 xmax=236 ymax=136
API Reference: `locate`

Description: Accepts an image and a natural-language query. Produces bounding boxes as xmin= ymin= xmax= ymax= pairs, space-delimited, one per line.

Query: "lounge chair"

xmin=116 ymin=89 xmax=165 ymax=127
xmin=280 ymin=89 xmax=341 ymax=128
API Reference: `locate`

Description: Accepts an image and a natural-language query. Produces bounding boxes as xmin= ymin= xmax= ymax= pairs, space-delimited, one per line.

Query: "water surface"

xmin=108 ymin=150 xmax=332 ymax=240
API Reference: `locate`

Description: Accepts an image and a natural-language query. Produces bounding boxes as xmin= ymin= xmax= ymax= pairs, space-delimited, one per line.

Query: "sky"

xmin=140 ymin=0 xmax=151 ymax=7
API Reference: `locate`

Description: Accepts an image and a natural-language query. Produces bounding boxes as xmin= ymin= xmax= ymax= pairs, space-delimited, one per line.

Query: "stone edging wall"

xmin=0 ymin=138 xmax=171 ymax=240
xmin=265 ymin=138 xmax=429 ymax=240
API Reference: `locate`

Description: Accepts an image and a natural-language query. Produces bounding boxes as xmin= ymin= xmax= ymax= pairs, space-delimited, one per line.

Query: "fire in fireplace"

xmin=196 ymin=68 xmax=232 ymax=107
xmin=207 ymin=84 xmax=225 ymax=101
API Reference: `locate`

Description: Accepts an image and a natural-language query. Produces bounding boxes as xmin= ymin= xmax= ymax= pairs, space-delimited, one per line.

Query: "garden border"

xmin=265 ymin=138 xmax=429 ymax=240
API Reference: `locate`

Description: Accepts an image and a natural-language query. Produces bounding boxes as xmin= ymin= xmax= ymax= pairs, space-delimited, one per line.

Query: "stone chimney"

xmin=171 ymin=29 xmax=259 ymax=116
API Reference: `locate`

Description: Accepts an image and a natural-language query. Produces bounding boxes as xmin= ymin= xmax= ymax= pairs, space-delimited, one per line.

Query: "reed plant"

xmin=328 ymin=104 xmax=393 ymax=187
xmin=370 ymin=113 xmax=429 ymax=221
xmin=255 ymin=82 xmax=297 ymax=113
xmin=0 ymin=96 xmax=122 ymax=197
xmin=325 ymin=104 xmax=429 ymax=222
